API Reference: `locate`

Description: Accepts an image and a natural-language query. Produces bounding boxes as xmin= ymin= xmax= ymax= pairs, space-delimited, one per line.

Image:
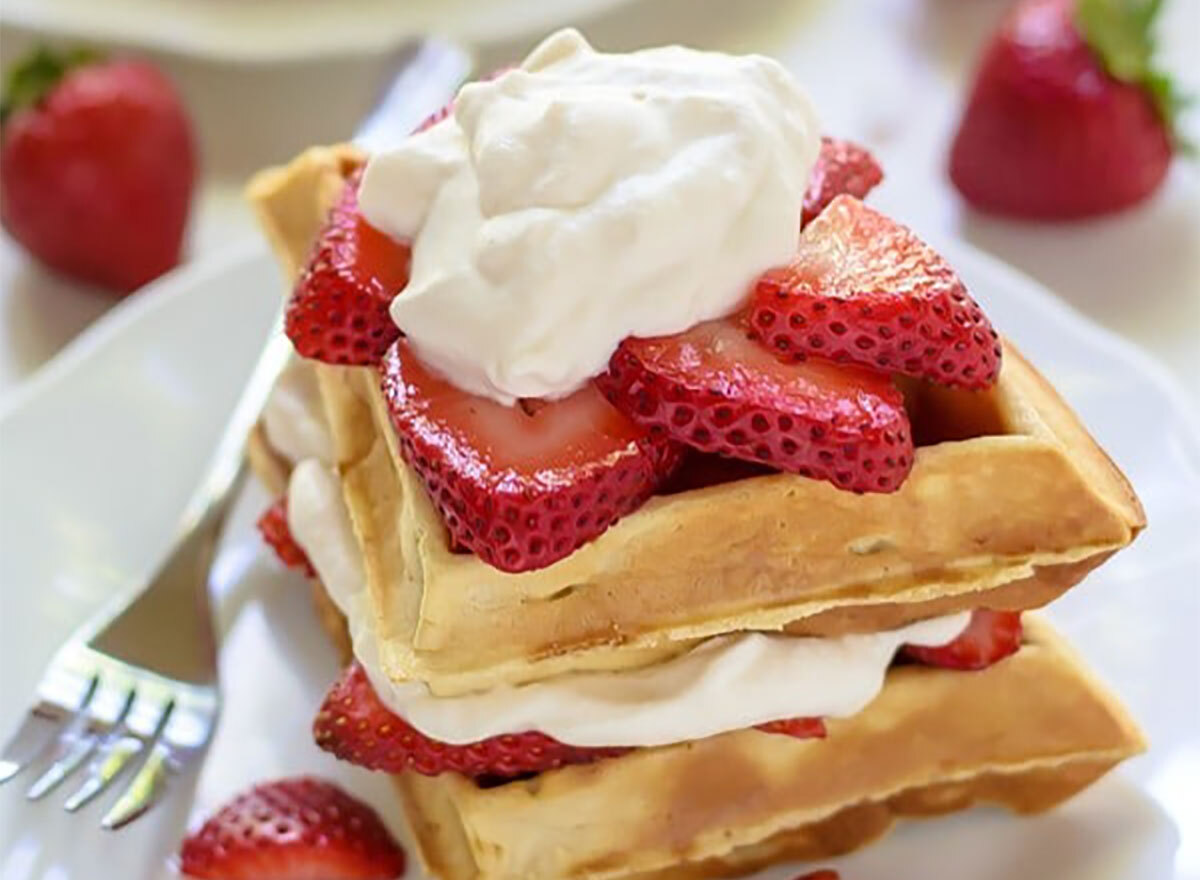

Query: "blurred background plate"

xmin=0 ymin=235 xmax=1197 ymax=878
xmin=0 ymin=0 xmax=637 ymax=62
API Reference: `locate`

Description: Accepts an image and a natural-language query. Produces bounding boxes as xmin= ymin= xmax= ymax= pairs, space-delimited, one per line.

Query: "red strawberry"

xmin=803 ymin=136 xmax=884 ymax=225
xmin=756 ymin=717 xmax=827 ymax=740
xmin=904 ymin=609 xmax=1023 ymax=670
xmin=256 ymin=497 xmax=314 ymax=578
xmin=598 ymin=317 xmax=913 ymax=493
xmin=179 ymin=776 xmax=405 ymax=880
xmin=747 ymin=195 xmax=1001 ymax=391
xmin=949 ymin=0 xmax=1180 ymax=219
xmin=380 ymin=339 xmax=682 ymax=573
xmin=285 ymin=171 xmax=409 ymax=366
xmin=313 ymin=663 xmax=631 ymax=780
xmin=0 ymin=50 xmax=195 ymax=294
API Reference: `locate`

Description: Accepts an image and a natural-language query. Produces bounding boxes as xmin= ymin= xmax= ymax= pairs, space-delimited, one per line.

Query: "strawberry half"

xmin=748 ymin=195 xmax=1001 ymax=391
xmin=803 ymin=136 xmax=884 ymax=226
xmin=599 ymin=317 xmax=913 ymax=493
xmin=314 ymin=663 xmax=826 ymax=781
xmin=313 ymin=663 xmax=631 ymax=780
xmin=179 ymin=776 xmax=405 ymax=880
xmin=380 ymin=339 xmax=682 ymax=572
xmin=949 ymin=0 xmax=1179 ymax=219
xmin=256 ymin=497 xmax=315 ymax=577
xmin=285 ymin=171 xmax=409 ymax=366
xmin=904 ymin=609 xmax=1023 ymax=670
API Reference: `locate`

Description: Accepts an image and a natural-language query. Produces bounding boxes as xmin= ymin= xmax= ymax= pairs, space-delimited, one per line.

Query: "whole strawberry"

xmin=1 ymin=49 xmax=195 ymax=293
xmin=180 ymin=776 xmax=406 ymax=880
xmin=949 ymin=0 xmax=1184 ymax=219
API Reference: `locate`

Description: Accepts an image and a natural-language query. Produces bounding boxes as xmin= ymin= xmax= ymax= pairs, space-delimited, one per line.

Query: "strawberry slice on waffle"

xmin=314 ymin=663 xmax=632 ymax=779
xmin=803 ymin=136 xmax=884 ymax=225
xmin=749 ymin=195 xmax=1001 ymax=390
xmin=599 ymin=317 xmax=913 ymax=493
xmin=904 ymin=610 xmax=1023 ymax=670
xmin=256 ymin=497 xmax=314 ymax=577
xmin=380 ymin=339 xmax=683 ymax=573
xmin=285 ymin=172 xmax=409 ymax=366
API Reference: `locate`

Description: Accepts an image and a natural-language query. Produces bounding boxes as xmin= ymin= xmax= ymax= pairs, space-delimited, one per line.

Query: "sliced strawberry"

xmin=904 ymin=610 xmax=1022 ymax=670
xmin=179 ymin=776 xmax=405 ymax=880
xmin=803 ymin=136 xmax=884 ymax=225
xmin=256 ymin=497 xmax=314 ymax=578
xmin=313 ymin=663 xmax=631 ymax=780
xmin=749 ymin=195 xmax=1001 ymax=391
xmin=380 ymin=339 xmax=682 ymax=572
xmin=756 ymin=717 xmax=827 ymax=740
xmin=285 ymin=171 xmax=409 ymax=366
xmin=598 ymin=318 xmax=913 ymax=493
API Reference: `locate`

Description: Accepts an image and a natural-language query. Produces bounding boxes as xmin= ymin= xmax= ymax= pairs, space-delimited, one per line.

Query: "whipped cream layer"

xmin=359 ymin=28 xmax=821 ymax=405
xmin=286 ymin=457 xmax=968 ymax=748
xmin=262 ymin=358 xmax=333 ymax=466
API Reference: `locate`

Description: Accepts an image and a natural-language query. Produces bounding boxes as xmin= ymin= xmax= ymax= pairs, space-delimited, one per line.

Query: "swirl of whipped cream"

xmin=358 ymin=28 xmax=821 ymax=405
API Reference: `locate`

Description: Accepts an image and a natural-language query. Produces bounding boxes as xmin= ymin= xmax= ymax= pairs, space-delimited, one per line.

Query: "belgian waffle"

xmin=245 ymin=143 xmax=1146 ymax=880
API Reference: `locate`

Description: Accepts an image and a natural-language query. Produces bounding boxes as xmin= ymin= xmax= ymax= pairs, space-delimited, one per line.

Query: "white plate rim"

xmin=0 ymin=0 xmax=641 ymax=63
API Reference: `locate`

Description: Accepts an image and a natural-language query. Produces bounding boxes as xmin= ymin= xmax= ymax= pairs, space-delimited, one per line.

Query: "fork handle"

xmin=181 ymin=313 xmax=293 ymax=537
xmin=85 ymin=314 xmax=293 ymax=684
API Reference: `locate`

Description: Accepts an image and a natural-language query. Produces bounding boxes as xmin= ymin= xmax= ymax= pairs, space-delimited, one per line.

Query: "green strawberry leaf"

xmin=1076 ymin=0 xmax=1192 ymax=150
xmin=1 ymin=46 xmax=100 ymax=127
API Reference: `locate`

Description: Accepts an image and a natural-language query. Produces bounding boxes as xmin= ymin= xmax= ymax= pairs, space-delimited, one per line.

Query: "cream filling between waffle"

xmin=283 ymin=455 xmax=970 ymax=748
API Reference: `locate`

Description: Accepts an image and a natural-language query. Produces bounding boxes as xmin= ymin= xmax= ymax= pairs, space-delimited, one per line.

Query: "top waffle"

xmin=248 ymin=146 xmax=1143 ymax=695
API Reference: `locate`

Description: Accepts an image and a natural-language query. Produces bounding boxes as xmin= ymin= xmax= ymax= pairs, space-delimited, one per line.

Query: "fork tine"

xmin=62 ymin=688 xmax=140 ymax=812
xmin=0 ymin=675 xmax=98 ymax=785
xmin=0 ymin=708 xmax=63 ymax=784
xmin=25 ymin=732 xmax=97 ymax=801
xmin=101 ymin=700 xmax=176 ymax=830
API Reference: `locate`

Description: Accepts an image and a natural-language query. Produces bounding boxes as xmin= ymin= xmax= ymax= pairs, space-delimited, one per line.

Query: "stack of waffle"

xmin=246 ymin=144 xmax=1145 ymax=880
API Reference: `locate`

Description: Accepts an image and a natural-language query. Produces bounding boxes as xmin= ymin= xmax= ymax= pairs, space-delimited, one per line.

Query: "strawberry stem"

xmin=1 ymin=46 xmax=100 ymax=126
xmin=1075 ymin=0 xmax=1193 ymax=151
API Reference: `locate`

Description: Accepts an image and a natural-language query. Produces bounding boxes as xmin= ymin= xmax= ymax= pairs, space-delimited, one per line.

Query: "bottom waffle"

xmin=303 ymin=579 xmax=1142 ymax=880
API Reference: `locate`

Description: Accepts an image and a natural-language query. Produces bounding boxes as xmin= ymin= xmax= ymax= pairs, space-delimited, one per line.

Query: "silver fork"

xmin=0 ymin=317 xmax=292 ymax=830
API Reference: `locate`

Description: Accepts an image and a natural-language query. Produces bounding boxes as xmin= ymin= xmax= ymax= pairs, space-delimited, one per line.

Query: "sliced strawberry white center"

xmin=599 ymin=317 xmax=913 ymax=493
xmin=380 ymin=339 xmax=682 ymax=573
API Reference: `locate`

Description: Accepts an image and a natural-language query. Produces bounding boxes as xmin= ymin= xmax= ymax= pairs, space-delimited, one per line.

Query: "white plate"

xmin=0 ymin=0 xmax=637 ymax=62
xmin=0 ymin=240 xmax=1197 ymax=880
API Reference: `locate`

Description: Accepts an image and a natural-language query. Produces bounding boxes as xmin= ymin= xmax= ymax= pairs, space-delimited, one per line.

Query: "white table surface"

xmin=1 ymin=0 xmax=1197 ymax=408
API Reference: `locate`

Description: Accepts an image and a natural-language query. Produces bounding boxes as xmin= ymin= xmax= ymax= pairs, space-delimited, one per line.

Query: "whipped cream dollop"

xmin=359 ymin=28 xmax=821 ymax=405
xmin=262 ymin=359 xmax=333 ymax=466
xmin=287 ymin=459 xmax=968 ymax=747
